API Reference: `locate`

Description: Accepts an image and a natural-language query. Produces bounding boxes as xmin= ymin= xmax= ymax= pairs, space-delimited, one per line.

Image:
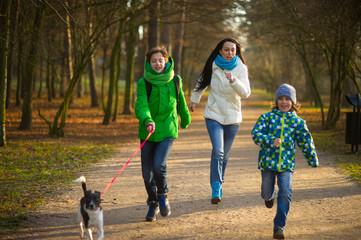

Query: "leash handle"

xmin=101 ymin=130 xmax=153 ymax=196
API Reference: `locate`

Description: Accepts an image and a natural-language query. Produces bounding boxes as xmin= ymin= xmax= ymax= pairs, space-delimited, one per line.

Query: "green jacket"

xmin=135 ymin=57 xmax=191 ymax=142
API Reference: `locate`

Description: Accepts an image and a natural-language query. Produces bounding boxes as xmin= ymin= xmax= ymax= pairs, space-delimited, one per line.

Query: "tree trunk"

xmin=6 ymin=0 xmax=19 ymax=109
xmin=59 ymin=29 xmax=68 ymax=98
xmin=0 ymin=0 xmax=11 ymax=146
xmin=172 ymin=6 xmax=185 ymax=75
xmin=112 ymin=49 xmax=121 ymax=122
xmin=148 ymin=0 xmax=158 ymax=49
xmin=101 ymin=33 xmax=107 ymax=113
xmin=15 ymin=36 xmax=22 ymax=106
xmin=123 ymin=9 xmax=138 ymax=115
xmin=77 ymin=77 xmax=83 ymax=98
xmin=37 ymin=56 xmax=43 ymax=98
xmin=83 ymin=0 xmax=98 ymax=107
xmin=65 ymin=0 xmax=73 ymax=88
xmin=48 ymin=63 xmax=87 ymax=137
xmin=88 ymin=55 xmax=98 ymax=106
xmin=46 ymin=52 xmax=51 ymax=101
xmin=103 ymin=20 xmax=124 ymax=124
xmin=19 ymin=0 xmax=45 ymax=130
xmin=160 ymin=1 xmax=170 ymax=50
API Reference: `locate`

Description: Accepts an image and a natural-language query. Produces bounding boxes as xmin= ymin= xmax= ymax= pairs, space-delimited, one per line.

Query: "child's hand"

xmin=273 ymin=138 xmax=281 ymax=147
xmin=146 ymin=122 xmax=155 ymax=133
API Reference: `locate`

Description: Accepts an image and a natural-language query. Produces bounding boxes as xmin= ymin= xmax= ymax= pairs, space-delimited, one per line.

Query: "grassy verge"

xmin=306 ymin=117 xmax=361 ymax=184
xmin=0 ymin=140 xmax=118 ymax=235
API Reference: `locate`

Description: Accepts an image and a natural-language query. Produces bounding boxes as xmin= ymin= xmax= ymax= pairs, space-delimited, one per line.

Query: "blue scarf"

xmin=215 ymin=54 xmax=240 ymax=70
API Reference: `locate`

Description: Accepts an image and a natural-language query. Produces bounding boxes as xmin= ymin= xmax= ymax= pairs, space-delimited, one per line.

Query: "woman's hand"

xmin=146 ymin=122 xmax=155 ymax=133
xmin=225 ymin=72 xmax=235 ymax=83
xmin=188 ymin=102 xmax=196 ymax=112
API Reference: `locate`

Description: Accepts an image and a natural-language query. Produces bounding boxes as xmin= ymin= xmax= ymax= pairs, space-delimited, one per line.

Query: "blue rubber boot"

xmin=211 ymin=182 xmax=221 ymax=204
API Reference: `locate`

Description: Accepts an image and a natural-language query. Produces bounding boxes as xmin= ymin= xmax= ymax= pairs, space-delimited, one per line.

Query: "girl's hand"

xmin=225 ymin=72 xmax=235 ymax=83
xmin=146 ymin=122 xmax=155 ymax=133
xmin=188 ymin=102 xmax=196 ymax=112
xmin=273 ymin=138 xmax=281 ymax=147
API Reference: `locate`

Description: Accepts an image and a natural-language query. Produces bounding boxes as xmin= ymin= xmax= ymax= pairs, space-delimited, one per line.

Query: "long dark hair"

xmin=194 ymin=38 xmax=245 ymax=91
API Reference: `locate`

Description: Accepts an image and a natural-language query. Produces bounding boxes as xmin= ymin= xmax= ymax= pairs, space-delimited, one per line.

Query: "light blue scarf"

xmin=215 ymin=54 xmax=240 ymax=70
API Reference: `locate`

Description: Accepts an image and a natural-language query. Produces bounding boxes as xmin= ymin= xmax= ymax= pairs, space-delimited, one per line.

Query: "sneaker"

xmin=265 ymin=198 xmax=275 ymax=208
xmin=158 ymin=194 xmax=171 ymax=217
xmin=273 ymin=226 xmax=285 ymax=239
xmin=145 ymin=201 xmax=159 ymax=221
xmin=211 ymin=197 xmax=221 ymax=204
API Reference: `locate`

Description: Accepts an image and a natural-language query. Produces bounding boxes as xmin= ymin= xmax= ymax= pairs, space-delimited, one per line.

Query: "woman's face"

xmin=150 ymin=52 xmax=166 ymax=73
xmin=219 ymin=41 xmax=237 ymax=61
xmin=277 ymin=96 xmax=293 ymax=113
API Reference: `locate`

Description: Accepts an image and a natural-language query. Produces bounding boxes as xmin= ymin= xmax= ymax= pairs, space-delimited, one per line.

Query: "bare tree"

xmin=172 ymin=4 xmax=185 ymax=75
xmin=159 ymin=0 xmax=170 ymax=49
xmin=148 ymin=0 xmax=158 ymax=49
xmin=19 ymin=0 xmax=46 ymax=130
xmin=6 ymin=0 xmax=19 ymax=109
xmin=242 ymin=0 xmax=361 ymax=129
xmin=103 ymin=5 xmax=127 ymax=124
xmin=0 ymin=0 xmax=11 ymax=146
xmin=123 ymin=0 xmax=139 ymax=114
xmin=40 ymin=1 xmax=118 ymax=136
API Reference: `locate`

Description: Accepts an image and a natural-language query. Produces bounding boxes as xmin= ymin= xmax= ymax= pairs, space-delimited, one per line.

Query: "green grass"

xmin=0 ymin=141 xmax=117 ymax=235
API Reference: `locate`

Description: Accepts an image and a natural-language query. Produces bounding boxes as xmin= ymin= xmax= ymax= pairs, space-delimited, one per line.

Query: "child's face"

xmin=277 ymin=96 xmax=293 ymax=113
xmin=150 ymin=52 xmax=166 ymax=73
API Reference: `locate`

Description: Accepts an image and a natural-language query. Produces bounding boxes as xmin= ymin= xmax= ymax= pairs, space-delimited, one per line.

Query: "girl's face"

xmin=150 ymin=52 xmax=166 ymax=73
xmin=277 ymin=96 xmax=293 ymax=113
xmin=219 ymin=41 xmax=237 ymax=61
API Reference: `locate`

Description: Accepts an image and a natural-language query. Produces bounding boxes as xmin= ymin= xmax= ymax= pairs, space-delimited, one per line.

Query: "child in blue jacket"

xmin=251 ymin=84 xmax=319 ymax=239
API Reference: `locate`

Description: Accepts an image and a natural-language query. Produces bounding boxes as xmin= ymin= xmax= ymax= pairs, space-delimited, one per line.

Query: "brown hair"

xmin=272 ymin=102 xmax=300 ymax=112
xmin=146 ymin=46 xmax=169 ymax=63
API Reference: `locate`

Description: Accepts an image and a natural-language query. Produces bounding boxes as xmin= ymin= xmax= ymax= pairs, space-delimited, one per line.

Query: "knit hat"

xmin=275 ymin=83 xmax=297 ymax=104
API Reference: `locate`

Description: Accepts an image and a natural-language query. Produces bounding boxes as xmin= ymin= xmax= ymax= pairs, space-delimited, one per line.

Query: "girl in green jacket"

xmin=135 ymin=47 xmax=191 ymax=221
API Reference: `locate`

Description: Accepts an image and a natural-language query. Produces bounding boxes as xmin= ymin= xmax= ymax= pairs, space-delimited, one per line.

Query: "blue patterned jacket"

xmin=251 ymin=109 xmax=319 ymax=172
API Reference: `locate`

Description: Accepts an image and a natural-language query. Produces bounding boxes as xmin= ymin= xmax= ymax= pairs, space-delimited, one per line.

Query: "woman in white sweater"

xmin=188 ymin=38 xmax=251 ymax=204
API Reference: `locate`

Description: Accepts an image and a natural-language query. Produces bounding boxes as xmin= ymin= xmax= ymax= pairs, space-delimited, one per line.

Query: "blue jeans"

xmin=205 ymin=119 xmax=239 ymax=184
xmin=140 ymin=137 xmax=174 ymax=202
xmin=261 ymin=170 xmax=293 ymax=230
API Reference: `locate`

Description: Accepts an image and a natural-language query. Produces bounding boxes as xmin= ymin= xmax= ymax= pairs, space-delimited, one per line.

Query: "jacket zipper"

xmin=278 ymin=113 xmax=285 ymax=171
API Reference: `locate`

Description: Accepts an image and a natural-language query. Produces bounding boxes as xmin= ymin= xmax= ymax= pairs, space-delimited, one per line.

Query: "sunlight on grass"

xmin=337 ymin=156 xmax=361 ymax=183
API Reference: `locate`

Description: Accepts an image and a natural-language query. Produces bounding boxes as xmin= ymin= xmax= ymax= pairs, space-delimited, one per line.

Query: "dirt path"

xmin=7 ymin=101 xmax=361 ymax=240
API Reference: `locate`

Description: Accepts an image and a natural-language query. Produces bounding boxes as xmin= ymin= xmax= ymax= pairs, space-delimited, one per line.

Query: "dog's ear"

xmin=85 ymin=190 xmax=92 ymax=197
xmin=95 ymin=191 xmax=101 ymax=196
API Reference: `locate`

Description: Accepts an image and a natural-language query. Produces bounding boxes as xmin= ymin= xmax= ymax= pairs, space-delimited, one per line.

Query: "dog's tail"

xmin=74 ymin=176 xmax=87 ymax=193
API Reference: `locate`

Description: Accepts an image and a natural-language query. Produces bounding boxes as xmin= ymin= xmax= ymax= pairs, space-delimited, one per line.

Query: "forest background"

xmin=0 ymin=0 xmax=360 ymax=235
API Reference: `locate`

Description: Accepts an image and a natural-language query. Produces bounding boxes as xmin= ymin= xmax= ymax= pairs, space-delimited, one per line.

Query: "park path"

xmin=7 ymin=97 xmax=361 ymax=240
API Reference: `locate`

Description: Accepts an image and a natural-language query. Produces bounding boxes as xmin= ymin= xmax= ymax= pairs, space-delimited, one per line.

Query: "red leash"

xmin=101 ymin=130 xmax=153 ymax=196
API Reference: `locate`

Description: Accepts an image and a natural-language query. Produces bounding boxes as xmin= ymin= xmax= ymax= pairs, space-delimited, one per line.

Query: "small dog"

xmin=74 ymin=176 xmax=104 ymax=240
